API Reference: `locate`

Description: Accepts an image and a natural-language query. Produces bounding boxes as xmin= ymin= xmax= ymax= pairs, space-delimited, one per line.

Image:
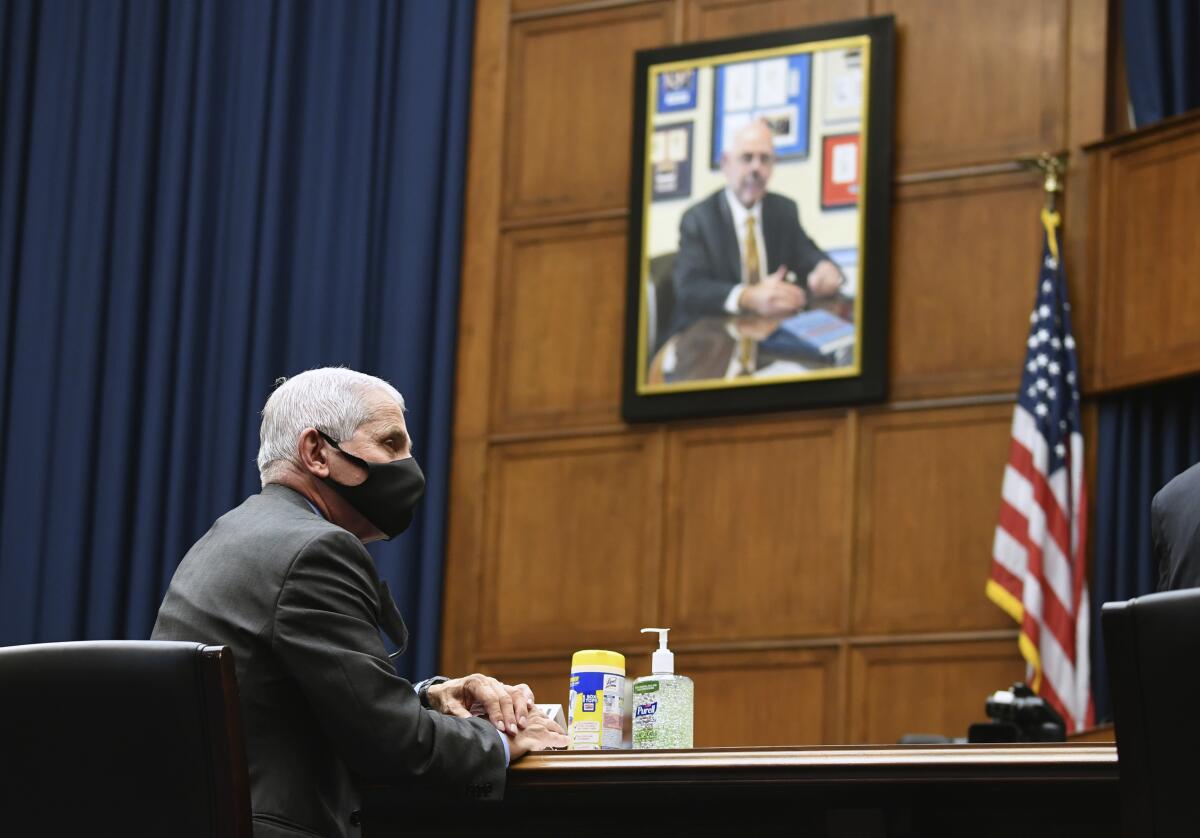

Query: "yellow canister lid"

xmin=571 ymin=649 xmax=625 ymax=673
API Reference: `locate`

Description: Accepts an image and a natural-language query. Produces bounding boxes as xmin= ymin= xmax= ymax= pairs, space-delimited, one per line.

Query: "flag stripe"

xmin=1003 ymin=434 xmax=1070 ymax=571
xmin=999 ymin=462 xmax=1074 ymax=610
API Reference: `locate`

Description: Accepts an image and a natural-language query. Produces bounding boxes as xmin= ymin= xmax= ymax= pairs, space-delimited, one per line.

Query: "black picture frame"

xmin=621 ymin=16 xmax=895 ymax=423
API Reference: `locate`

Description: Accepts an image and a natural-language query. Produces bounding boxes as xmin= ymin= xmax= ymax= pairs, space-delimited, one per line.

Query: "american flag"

xmin=986 ymin=208 xmax=1094 ymax=733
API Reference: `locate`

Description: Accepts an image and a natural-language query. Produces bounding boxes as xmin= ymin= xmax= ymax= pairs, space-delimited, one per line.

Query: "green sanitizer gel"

xmin=631 ymin=627 xmax=693 ymax=749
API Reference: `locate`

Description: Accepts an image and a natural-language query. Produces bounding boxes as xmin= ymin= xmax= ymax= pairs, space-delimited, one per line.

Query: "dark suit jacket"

xmin=670 ymin=189 xmax=830 ymax=335
xmin=152 ymin=484 xmax=506 ymax=838
xmin=1153 ymin=462 xmax=1200 ymax=592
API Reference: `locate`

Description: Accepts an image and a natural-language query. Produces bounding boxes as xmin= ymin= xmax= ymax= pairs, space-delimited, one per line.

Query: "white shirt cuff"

xmin=496 ymin=727 xmax=511 ymax=766
xmin=724 ymin=284 xmax=745 ymax=313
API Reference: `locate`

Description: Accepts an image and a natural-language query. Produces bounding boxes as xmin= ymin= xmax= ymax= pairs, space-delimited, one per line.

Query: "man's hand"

xmin=426 ymin=674 xmax=535 ymax=734
xmin=807 ymin=259 xmax=843 ymax=297
xmin=507 ymin=709 xmax=569 ymax=760
xmin=738 ymin=266 xmax=806 ymax=317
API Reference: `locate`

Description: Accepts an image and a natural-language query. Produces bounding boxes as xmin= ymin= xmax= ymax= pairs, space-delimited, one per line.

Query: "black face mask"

xmin=318 ymin=431 xmax=425 ymax=539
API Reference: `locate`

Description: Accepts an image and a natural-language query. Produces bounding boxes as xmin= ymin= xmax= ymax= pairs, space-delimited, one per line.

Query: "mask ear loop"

xmin=316 ymin=430 xmax=371 ymax=470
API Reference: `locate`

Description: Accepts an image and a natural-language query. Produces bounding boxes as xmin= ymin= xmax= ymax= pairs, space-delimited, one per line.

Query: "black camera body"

xmin=967 ymin=682 xmax=1066 ymax=743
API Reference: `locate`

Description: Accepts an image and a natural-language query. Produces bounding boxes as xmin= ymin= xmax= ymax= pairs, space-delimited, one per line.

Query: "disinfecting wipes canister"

xmin=567 ymin=650 xmax=625 ymax=750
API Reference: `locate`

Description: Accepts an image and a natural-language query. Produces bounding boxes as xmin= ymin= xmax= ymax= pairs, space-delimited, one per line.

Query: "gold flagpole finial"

xmin=1021 ymin=151 xmax=1068 ymax=213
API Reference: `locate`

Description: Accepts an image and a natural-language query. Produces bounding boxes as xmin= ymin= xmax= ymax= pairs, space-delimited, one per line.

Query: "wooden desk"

xmin=362 ymin=743 xmax=1119 ymax=836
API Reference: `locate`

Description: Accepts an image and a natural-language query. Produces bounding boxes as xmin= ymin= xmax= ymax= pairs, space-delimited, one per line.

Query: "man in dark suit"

xmin=153 ymin=367 xmax=566 ymax=838
xmin=1153 ymin=461 xmax=1200 ymax=591
xmin=670 ymin=118 xmax=843 ymax=337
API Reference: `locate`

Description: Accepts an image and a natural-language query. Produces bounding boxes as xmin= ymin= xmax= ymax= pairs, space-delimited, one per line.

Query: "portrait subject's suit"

xmin=670 ymin=189 xmax=830 ymax=336
xmin=1153 ymin=461 xmax=1200 ymax=592
xmin=152 ymin=484 xmax=506 ymax=838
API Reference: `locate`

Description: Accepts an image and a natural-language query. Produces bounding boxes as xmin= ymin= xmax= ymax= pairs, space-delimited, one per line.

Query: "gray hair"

xmin=257 ymin=367 xmax=404 ymax=486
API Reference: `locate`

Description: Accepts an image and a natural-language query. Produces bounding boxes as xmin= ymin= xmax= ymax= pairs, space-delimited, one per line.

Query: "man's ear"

xmin=296 ymin=428 xmax=331 ymax=478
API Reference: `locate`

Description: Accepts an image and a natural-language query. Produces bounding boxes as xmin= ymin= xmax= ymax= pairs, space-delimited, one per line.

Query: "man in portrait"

xmin=669 ymin=118 xmax=844 ymax=338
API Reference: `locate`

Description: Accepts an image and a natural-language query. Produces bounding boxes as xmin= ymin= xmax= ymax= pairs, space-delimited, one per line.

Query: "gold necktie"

xmin=745 ymin=215 xmax=761 ymax=285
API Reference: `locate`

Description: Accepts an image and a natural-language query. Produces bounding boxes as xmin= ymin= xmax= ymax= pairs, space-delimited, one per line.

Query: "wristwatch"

xmin=415 ymin=675 xmax=449 ymax=709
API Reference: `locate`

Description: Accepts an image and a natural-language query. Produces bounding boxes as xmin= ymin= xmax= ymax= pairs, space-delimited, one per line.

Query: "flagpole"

xmin=987 ymin=148 xmax=1093 ymax=733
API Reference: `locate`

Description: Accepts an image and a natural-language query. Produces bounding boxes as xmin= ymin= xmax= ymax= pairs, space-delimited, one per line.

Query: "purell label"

xmin=635 ymin=701 xmax=658 ymax=718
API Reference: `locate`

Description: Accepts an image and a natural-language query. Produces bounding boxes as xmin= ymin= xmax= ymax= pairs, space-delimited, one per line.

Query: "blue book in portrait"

xmin=762 ymin=309 xmax=855 ymax=358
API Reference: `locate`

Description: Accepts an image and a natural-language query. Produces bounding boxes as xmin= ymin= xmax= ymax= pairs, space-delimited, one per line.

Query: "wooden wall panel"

xmin=680 ymin=648 xmax=842 ymax=746
xmin=889 ymin=173 xmax=1046 ymax=400
xmin=853 ymin=404 xmax=1015 ymax=635
xmin=491 ymin=221 xmax=628 ymax=432
xmin=877 ymin=0 xmax=1067 ymax=172
xmin=663 ymin=415 xmax=851 ymax=643
xmin=480 ymin=434 xmax=664 ymax=656
xmin=504 ymin=2 xmax=674 ymax=220
xmin=1092 ymin=116 xmax=1200 ymax=390
xmin=475 ymin=657 xmax=578 ymax=713
xmin=682 ymin=0 xmax=864 ymax=41
xmin=848 ymin=640 xmax=1024 ymax=743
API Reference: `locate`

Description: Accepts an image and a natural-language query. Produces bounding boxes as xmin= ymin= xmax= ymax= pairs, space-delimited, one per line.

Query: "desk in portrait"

xmin=649 ymin=293 xmax=856 ymax=386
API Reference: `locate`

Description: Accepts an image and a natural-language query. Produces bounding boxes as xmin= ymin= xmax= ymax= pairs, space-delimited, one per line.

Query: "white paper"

xmin=721 ymin=112 xmax=752 ymax=152
xmin=754 ymin=360 xmax=810 ymax=378
xmin=831 ymin=68 xmax=863 ymax=113
xmin=823 ymin=48 xmax=864 ymax=124
xmin=832 ymin=142 xmax=858 ymax=183
xmin=667 ymin=127 xmax=688 ymax=162
xmin=839 ymin=264 xmax=858 ymax=296
xmin=651 ymin=131 xmax=666 ymax=164
xmin=754 ymin=58 xmax=788 ymax=107
xmin=723 ymin=62 xmax=755 ymax=111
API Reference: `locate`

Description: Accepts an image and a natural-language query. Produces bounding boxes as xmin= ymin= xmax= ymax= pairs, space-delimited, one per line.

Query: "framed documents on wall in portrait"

xmin=621 ymin=17 xmax=895 ymax=423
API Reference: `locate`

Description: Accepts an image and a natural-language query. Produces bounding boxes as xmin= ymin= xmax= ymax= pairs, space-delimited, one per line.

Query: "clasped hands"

xmin=426 ymin=673 xmax=568 ymax=758
xmin=737 ymin=259 xmax=843 ymax=318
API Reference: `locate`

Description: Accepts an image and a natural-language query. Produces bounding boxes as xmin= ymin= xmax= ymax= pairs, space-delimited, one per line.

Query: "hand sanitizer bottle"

xmin=632 ymin=627 xmax=693 ymax=749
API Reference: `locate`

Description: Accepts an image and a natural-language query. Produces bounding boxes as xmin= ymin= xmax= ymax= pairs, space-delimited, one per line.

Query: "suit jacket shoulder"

xmin=1153 ymin=462 xmax=1200 ymax=591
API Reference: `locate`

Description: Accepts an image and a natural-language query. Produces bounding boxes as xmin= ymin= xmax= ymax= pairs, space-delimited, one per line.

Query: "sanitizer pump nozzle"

xmin=641 ymin=627 xmax=674 ymax=675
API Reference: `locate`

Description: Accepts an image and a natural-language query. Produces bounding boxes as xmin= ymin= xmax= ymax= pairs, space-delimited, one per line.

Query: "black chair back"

xmin=0 ymin=640 xmax=251 ymax=837
xmin=647 ymin=251 xmax=677 ymax=355
xmin=1102 ymin=589 xmax=1200 ymax=838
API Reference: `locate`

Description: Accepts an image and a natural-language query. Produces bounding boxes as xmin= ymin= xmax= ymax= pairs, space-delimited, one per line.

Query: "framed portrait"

xmin=621 ymin=16 xmax=895 ymax=423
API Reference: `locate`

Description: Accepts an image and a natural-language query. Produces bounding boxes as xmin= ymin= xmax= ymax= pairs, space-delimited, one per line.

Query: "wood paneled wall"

xmin=442 ymin=0 xmax=1111 ymax=746
xmin=1087 ymin=110 xmax=1200 ymax=391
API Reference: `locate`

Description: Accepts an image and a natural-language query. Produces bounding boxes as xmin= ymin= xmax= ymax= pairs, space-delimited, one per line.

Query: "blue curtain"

xmin=1092 ymin=377 xmax=1200 ymax=721
xmin=1122 ymin=0 xmax=1199 ymax=126
xmin=1091 ymin=2 xmax=1200 ymax=721
xmin=0 ymin=0 xmax=475 ymax=682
